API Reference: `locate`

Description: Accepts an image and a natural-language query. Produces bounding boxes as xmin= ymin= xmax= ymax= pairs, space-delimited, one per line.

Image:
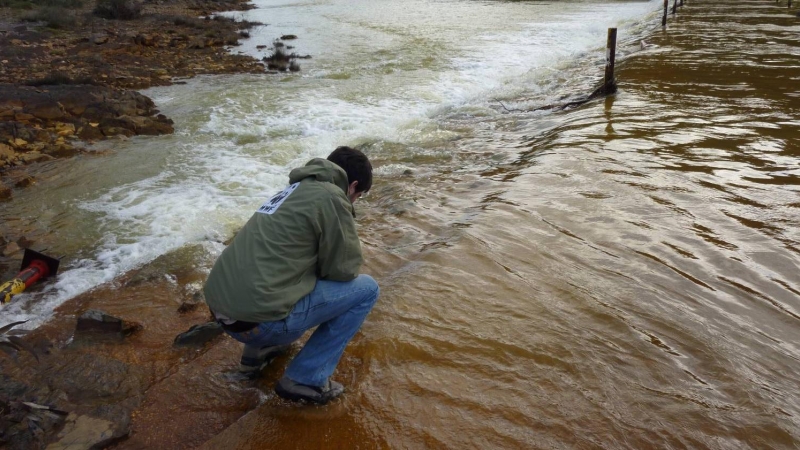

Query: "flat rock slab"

xmin=46 ymin=413 xmax=122 ymax=450
xmin=173 ymin=322 xmax=223 ymax=347
xmin=75 ymin=309 xmax=142 ymax=337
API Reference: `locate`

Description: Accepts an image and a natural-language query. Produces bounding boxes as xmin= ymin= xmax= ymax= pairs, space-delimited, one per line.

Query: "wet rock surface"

xmin=75 ymin=309 xmax=142 ymax=337
xmin=0 ymin=245 xmax=262 ymax=449
xmin=173 ymin=321 xmax=223 ymax=347
xmin=177 ymin=290 xmax=205 ymax=314
xmin=0 ymin=351 xmax=144 ymax=449
xmin=0 ymin=392 xmax=69 ymax=450
xmin=48 ymin=413 xmax=121 ymax=450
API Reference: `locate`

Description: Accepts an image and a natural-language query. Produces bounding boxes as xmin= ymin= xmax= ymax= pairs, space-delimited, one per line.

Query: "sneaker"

xmin=239 ymin=344 xmax=289 ymax=378
xmin=274 ymin=376 xmax=344 ymax=404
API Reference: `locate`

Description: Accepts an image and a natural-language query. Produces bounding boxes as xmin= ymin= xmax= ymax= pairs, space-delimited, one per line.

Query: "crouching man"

xmin=203 ymin=146 xmax=380 ymax=405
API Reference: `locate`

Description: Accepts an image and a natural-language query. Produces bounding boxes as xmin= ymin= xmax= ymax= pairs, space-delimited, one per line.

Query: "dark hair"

xmin=327 ymin=146 xmax=373 ymax=193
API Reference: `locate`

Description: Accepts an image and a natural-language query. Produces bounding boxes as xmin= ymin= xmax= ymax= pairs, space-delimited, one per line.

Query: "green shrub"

xmin=0 ymin=0 xmax=35 ymax=9
xmin=224 ymin=32 xmax=239 ymax=45
xmin=0 ymin=0 xmax=82 ymax=7
xmin=93 ymin=0 xmax=141 ymax=20
xmin=39 ymin=0 xmax=83 ymax=7
xmin=172 ymin=15 xmax=206 ymax=28
xmin=21 ymin=6 xmax=77 ymax=29
xmin=263 ymin=46 xmax=298 ymax=71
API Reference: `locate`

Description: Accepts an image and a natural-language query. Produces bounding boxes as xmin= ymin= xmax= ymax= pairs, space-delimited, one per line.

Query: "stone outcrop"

xmin=0 ymin=84 xmax=174 ymax=172
xmin=173 ymin=321 xmax=224 ymax=347
xmin=0 ymin=82 xmax=177 ymax=202
xmin=75 ymin=310 xmax=143 ymax=338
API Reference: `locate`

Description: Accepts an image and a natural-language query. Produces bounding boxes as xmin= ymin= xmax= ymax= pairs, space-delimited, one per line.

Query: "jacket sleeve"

xmin=315 ymin=194 xmax=363 ymax=281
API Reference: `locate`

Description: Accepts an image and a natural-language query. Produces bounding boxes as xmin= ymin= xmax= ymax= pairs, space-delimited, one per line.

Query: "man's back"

xmin=204 ymin=158 xmax=363 ymax=323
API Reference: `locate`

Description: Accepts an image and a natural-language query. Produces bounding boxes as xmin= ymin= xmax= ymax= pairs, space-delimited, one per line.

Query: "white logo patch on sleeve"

xmin=256 ymin=182 xmax=299 ymax=215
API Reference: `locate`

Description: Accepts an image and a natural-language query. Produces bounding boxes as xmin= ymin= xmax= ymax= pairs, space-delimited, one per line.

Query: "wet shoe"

xmin=239 ymin=344 xmax=289 ymax=378
xmin=274 ymin=376 xmax=344 ymax=404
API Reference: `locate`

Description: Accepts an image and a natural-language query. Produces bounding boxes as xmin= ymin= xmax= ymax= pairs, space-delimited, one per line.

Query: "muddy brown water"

xmin=196 ymin=2 xmax=800 ymax=448
xmin=4 ymin=0 xmax=800 ymax=448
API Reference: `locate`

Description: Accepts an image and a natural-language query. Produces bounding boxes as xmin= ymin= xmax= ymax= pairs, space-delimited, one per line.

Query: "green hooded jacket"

xmin=203 ymin=158 xmax=363 ymax=322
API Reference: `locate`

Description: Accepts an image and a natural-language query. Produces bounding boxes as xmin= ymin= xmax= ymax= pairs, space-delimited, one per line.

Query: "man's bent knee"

xmin=355 ymin=274 xmax=380 ymax=302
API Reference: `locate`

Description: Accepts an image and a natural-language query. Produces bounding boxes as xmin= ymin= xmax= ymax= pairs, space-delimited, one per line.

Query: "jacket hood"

xmin=289 ymin=158 xmax=349 ymax=194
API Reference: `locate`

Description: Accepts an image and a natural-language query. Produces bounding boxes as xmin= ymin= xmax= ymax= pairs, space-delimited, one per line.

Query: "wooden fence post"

xmin=604 ymin=28 xmax=617 ymax=94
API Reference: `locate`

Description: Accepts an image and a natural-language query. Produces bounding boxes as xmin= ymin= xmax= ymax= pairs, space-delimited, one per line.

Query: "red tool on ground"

xmin=0 ymin=249 xmax=60 ymax=307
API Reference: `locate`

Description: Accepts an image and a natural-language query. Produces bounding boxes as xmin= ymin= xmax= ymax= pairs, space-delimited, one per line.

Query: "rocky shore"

xmin=0 ymin=1 xmax=311 ymax=448
xmin=0 ymin=244 xmax=258 ymax=449
xmin=0 ymin=84 xmax=175 ymax=189
xmin=0 ymin=0 xmax=277 ymax=201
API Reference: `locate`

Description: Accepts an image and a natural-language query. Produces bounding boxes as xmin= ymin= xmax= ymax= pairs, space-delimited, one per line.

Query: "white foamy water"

xmin=1 ymin=0 xmax=662 ymax=328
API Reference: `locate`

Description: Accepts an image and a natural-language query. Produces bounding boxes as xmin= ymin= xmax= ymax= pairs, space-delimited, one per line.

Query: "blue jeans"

xmin=226 ymin=274 xmax=380 ymax=387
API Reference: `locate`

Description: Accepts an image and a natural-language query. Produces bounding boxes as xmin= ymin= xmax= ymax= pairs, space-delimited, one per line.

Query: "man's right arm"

xmin=315 ymin=195 xmax=363 ymax=281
